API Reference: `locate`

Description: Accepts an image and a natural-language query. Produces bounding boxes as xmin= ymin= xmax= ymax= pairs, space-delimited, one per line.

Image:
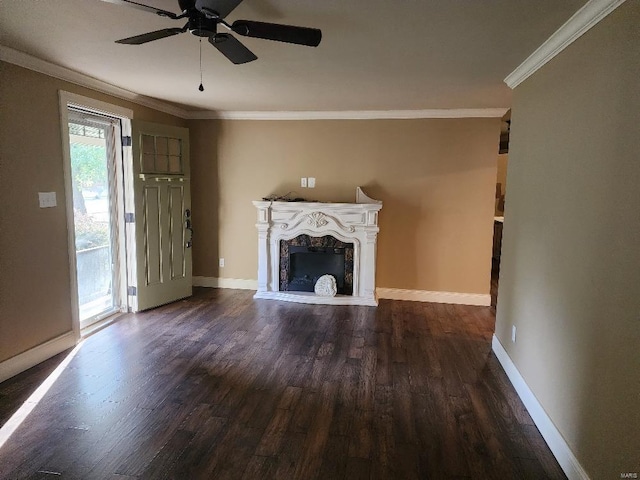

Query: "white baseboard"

xmin=193 ymin=279 xmax=491 ymax=307
xmin=491 ymin=335 xmax=590 ymax=480
xmin=0 ymin=331 xmax=78 ymax=384
xmin=193 ymin=276 xmax=258 ymax=290
xmin=376 ymin=288 xmax=491 ymax=306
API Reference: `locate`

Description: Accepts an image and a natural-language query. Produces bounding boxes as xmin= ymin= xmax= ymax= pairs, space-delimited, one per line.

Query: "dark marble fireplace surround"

xmin=280 ymin=235 xmax=354 ymax=295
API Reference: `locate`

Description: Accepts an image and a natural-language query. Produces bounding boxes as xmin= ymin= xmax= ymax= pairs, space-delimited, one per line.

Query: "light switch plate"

xmin=38 ymin=192 xmax=57 ymax=208
xmin=301 ymin=177 xmax=307 ymax=188
xmin=308 ymin=177 xmax=316 ymax=188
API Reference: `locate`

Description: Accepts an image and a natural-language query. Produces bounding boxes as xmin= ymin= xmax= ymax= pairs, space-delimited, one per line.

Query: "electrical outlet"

xmin=511 ymin=325 xmax=517 ymax=343
xmin=308 ymin=177 xmax=316 ymax=188
xmin=219 ymin=258 xmax=225 ymax=268
xmin=301 ymin=177 xmax=307 ymax=188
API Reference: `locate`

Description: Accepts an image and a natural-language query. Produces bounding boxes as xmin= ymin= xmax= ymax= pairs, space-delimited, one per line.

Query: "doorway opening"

xmin=60 ymin=92 xmax=133 ymax=337
xmin=492 ymin=109 xmax=510 ymax=308
xmin=67 ymin=110 xmax=125 ymax=328
xmin=61 ymin=92 xmax=192 ymax=337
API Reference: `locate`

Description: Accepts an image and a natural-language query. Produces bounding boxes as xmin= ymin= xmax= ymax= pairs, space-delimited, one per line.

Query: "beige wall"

xmin=189 ymin=117 xmax=500 ymax=294
xmin=495 ymin=2 xmax=640 ymax=478
xmin=0 ymin=62 xmax=186 ymax=363
xmin=0 ymin=63 xmax=499 ymax=365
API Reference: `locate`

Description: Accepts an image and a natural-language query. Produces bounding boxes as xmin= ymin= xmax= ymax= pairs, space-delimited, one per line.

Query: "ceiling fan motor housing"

xmin=188 ymin=15 xmax=218 ymax=37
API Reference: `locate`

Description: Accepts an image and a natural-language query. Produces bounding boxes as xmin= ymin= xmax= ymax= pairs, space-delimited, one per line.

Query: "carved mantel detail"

xmin=306 ymin=212 xmax=329 ymax=228
xmin=252 ymin=187 xmax=383 ymax=306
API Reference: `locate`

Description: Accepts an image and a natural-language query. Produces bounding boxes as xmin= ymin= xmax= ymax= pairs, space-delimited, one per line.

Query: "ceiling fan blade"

xmin=116 ymin=28 xmax=185 ymax=45
xmin=196 ymin=0 xmax=244 ymax=19
xmin=231 ymin=20 xmax=321 ymax=47
xmin=209 ymin=33 xmax=257 ymax=64
xmin=100 ymin=0 xmax=179 ymax=19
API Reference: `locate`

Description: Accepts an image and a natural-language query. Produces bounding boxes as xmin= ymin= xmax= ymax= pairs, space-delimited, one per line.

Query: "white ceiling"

xmin=0 ymin=0 xmax=586 ymax=113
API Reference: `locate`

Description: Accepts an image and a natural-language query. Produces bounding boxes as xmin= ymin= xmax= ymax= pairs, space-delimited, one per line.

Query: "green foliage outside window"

xmin=71 ymin=142 xmax=110 ymax=250
xmin=71 ymin=143 xmax=107 ymax=192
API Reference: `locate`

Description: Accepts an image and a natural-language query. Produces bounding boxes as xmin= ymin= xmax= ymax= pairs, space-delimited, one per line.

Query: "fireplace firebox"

xmin=280 ymin=235 xmax=353 ymax=295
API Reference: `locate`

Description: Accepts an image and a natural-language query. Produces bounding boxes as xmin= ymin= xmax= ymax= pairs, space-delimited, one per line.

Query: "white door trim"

xmin=58 ymin=91 xmax=134 ymax=339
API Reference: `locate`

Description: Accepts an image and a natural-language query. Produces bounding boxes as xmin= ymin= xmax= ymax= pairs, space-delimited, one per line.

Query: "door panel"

xmin=143 ymin=185 xmax=162 ymax=286
xmin=131 ymin=121 xmax=191 ymax=311
xmin=168 ymin=184 xmax=186 ymax=280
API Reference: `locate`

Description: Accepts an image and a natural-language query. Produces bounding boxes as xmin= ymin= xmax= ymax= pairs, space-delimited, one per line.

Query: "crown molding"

xmin=0 ymin=45 xmax=189 ymax=119
xmin=186 ymin=108 xmax=508 ymax=120
xmin=0 ymin=45 xmax=507 ymax=121
xmin=505 ymin=0 xmax=626 ymax=89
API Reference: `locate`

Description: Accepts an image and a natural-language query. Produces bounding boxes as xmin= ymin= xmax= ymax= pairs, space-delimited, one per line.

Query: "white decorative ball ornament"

xmin=314 ymin=274 xmax=338 ymax=297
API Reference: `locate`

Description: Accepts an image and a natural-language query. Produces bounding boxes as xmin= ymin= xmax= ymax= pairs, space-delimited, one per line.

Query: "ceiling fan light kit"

xmin=103 ymin=0 xmax=322 ymax=65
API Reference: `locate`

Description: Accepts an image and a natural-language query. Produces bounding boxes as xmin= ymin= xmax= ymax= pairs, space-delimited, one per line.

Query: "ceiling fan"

xmin=102 ymin=0 xmax=322 ymax=64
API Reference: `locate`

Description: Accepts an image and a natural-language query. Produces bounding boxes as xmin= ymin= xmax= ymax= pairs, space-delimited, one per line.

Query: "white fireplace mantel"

xmin=253 ymin=187 xmax=382 ymax=306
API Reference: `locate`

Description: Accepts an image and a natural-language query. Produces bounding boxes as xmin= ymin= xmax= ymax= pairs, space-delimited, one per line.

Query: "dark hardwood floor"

xmin=0 ymin=288 xmax=565 ymax=479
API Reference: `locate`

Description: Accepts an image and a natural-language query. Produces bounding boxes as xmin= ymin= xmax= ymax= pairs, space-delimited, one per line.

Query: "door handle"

xmin=185 ymin=218 xmax=193 ymax=248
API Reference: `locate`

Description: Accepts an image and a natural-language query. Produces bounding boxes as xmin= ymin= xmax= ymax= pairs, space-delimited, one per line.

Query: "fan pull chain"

xmin=198 ymin=37 xmax=204 ymax=92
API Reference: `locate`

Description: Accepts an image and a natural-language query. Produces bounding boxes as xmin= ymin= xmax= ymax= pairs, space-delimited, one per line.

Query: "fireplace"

xmin=253 ymin=187 xmax=382 ymax=306
xmin=280 ymin=235 xmax=354 ymax=294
